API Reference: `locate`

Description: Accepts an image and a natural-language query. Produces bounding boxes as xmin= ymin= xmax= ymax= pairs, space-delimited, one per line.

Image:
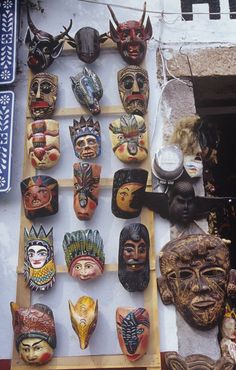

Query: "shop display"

xmin=67 ymin=27 xmax=108 ymax=63
xmin=70 ymin=67 xmax=103 ymax=115
xmin=10 ymin=302 xmax=56 ymax=366
xmin=24 ymin=225 xmax=56 ymax=291
xmin=116 ymin=307 xmax=150 ymax=362
xmin=29 ymin=73 xmax=58 ymax=119
xmin=112 ymin=168 xmax=148 ymax=219
xmin=118 ymin=223 xmax=150 ymax=292
xmin=165 ymin=351 xmax=234 ymax=370
xmin=69 ymin=116 xmax=101 ymax=160
xmin=109 ymin=114 xmax=148 ymax=163
xmin=63 ymin=229 xmax=105 ymax=281
xmin=68 ymin=296 xmax=98 ymax=350
xmin=107 ymin=2 xmax=152 ymax=65
xmin=158 ymin=234 xmax=232 ymax=330
xmin=118 ymin=65 xmax=149 ymax=116
xmin=27 ymin=119 xmax=60 ymax=169
xmin=20 ymin=175 xmax=58 ymax=220
xmin=73 ymin=162 xmax=101 ymax=220
xmin=25 ymin=5 xmax=72 ymax=73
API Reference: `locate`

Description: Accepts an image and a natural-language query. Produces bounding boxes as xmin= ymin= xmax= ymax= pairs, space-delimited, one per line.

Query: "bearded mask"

xmin=118 ymin=65 xmax=149 ymax=116
xmin=69 ymin=116 xmax=101 ymax=160
xmin=118 ymin=223 xmax=150 ymax=292
xmin=107 ymin=2 xmax=152 ymax=65
xmin=69 ymin=296 xmax=98 ymax=350
xmin=109 ymin=114 xmax=148 ymax=163
xmin=29 ymin=73 xmax=58 ymax=119
xmin=20 ymin=175 xmax=58 ymax=220
xmin=116 ymin=307 xmax=150 ymax=362
xmin=73 ymin=162 xmax=101 ymax=220
xmin=25 ymin=5 xmax=72 ymax=73
xmin=112 ymin=168 xmax=148 ymax=219
xmin=27 ymin=119 xmax=60 ymax=169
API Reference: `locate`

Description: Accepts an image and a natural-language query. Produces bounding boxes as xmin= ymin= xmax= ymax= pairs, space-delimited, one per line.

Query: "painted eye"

xmin=118 ymin=134 xmax=124 ymax=141
xmin=137 ymin=76 xmax=145 ymax=88
xmin=31 ymin=82 xmax=38 ymax=93
xmin=43 ymin=46 xmax=49 ymax=53
xmin=179 ymin=270 xmax=193 ymax=279
xmin=123 ymin=77 xmax=134 ymax=89
xmin=135 ymin=29 xmax=142 ymax=37
xmin=41 ymin=82 xmax=52 ymax=93
xmin=202 ymin=268 xmax=225 ymax=278
xmin=137 ymin=328 xmax=144 ymax=334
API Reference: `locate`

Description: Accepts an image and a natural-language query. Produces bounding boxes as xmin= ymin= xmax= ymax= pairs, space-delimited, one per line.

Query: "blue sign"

xmin=0 ymin=91 xmax=14 ymax=193
xmin=0 ymin=0 xmax=17 ymax=84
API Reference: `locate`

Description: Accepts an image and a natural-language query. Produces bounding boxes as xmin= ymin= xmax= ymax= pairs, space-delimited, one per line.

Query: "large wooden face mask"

xmin=109 ymin=114 xmax=148 ymax=163
xmin=69 ymin=117 xmax=101 ymax=160
xmin=112 ymin=168 xmax=148 ymax=219
xmin=63 ymin=229 xmax=105 ymax=281
xmin=69 ymin=296 xmax=98 ymax=350
xmin=118 ymin=66 xmax=149 ymax=117
xmin=10 ymin=302 xmax=56 ymax=366
xmin=24 ymin=225 xmax=56 ymax=291
xmin=29 ymin=73 xmax=58 ymax=119
xmin=20 ymin=175 xmax=58 ymax=220
xmin=73 ymin=162 xmax=101 ymax=220
xmin=158 ymin=234 xmax=231 ymax=330
xmin=27 ymin=119 xmax=60 ymax=169
xmin=116 ymin=307 xmax=150 ymax=362
xmin=118 ymin=223 xmax=150 ymax=292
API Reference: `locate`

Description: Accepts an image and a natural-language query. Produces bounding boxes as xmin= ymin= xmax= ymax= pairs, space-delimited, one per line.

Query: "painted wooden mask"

xmin=10 ymin=302 xmax=56 ymax=366
xmin=69 ymin=116 xmax=101 ymax=160
xmin=69 ymin=296 xmax=98 ymax=350
xmin=168 ymin=180 xmax=196 ymax=225
xmin=116 ymin=307 xmax=150 ymax=362
xmin=118 ymin=223 xmax=150 ymax=292
xmin=25 ymin=6 xmax=72 ymax=73
xmin=107 ymin=2 xmax=152 ymax=65
xmin=70 ymin=67 xmax=103 ymax=115
xmin=219 ymin=305 xmax=236 ymax=364
xmin=112 ymin=168 xmax=148 ymax=219
xmin=118 ymin=65 xmax=149 ymax=116
xmin=63 ymin=229 xmax=105 ymax=281
xmin=20 ymin=175 xmax=58 ymax=220
xmin=29 ymin=73 xmax=58 ymax=119
xmin=109 ymin=114 xmax=148 ymax=163
xmin=73 ymin=162 xmax=101 ymax=220
xmin=27 ymin=119 xmax=60 ymax=169
xmin=24 ymin=225 xmax=56 ymax=291
xmin=165 ymin=352 xmax=234 ymax=370
xmin=158 ymin=234 xmax=231 ymax=330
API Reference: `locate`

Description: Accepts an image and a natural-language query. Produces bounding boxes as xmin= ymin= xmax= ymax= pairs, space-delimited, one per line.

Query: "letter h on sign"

xmin=181 ymin=0 xmax=221 ymax=20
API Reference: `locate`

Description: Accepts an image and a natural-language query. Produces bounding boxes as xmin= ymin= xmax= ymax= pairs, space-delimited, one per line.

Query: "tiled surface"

xmin=0 ymin=91 xmax=14 ymax=192
xmin=0 ymin=0 xmax=17 ymax=85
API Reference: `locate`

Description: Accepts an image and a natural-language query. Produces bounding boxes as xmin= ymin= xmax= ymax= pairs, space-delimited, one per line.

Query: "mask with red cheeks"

xmin=73 ymin=162 xmax=101 ymax=221
xmin=116 ymin=307 xmax=150 ymax=361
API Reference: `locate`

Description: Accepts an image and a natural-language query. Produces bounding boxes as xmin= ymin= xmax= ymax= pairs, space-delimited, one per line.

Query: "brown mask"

xmin=29 ymin=73 xmax=58 ymax=119
xmin=27 ymin=119 xmax=60 ymax=169
xmin=73 ymin=162 xmax=101 ymax=221
xmin=158 ymin=234 xmax=231 ymax=330
xmin=116 ymin=307 xmax=150 ymax=362
xmin=118 ymin=65 xmax=149 ymax=117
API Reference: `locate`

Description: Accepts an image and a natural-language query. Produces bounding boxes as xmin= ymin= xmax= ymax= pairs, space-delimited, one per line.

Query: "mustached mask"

xmin=25 ymin=5 xmax=72 ymax=73
xmin=107 ymin=2 xmax=152 ymax=65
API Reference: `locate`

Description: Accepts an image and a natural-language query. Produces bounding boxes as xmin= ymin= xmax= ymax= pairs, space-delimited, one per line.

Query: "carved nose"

xmin=128 ymin=141 xmax=137 ymax=155
xmin=192 ymin=276 xmax=210 ymax=293
xmin=34 ymin=147 xmax=46 ymax=160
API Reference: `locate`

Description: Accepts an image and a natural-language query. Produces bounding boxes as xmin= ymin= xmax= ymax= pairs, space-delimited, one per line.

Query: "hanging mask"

xmin=63 ymin=229 xmax=105 ymax=281
xmin=107 ymin=2 xmax=152 ymax=65
xmin=69 ymin=116 xmax=101 ymax=160
xmin=112 ymin=168 xmax=148 ymax=219
xmin=24 ymin=225 xmax=56 ymax=291
xmin=118 ymin=65 xmax=149 ymax=116
xmin=73 ymin=162 xmax=101 ymax=220
xmin=25 ymin=5 xmax=72 ymax=73
xmin=27 ymin=119 xmax=60 ymax=169
xmin=118 ymin=223 xmax=150 ymax=292
xmin=10 ymin=302 xmax=56 ymax=366
xmin=67 ymin=27 xmax=108 ymax=64
xmin=109 ymin=114 xmax=148 ymax=163
xmin=116 ymin=307 xmax=150 ymax=361
xmin=20 ymin=175 xmax=58 ymax=220
xmin=69 ymin=296 xmax=98 ymax=349
xmin=29 ymin=73 xmax=58 ymax=119
xmin=70 ymin=67 xmax=103 ymax=115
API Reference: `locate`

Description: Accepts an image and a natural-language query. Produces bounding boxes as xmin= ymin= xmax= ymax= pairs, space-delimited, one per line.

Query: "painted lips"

xmin=31 ymin=101 xmax=49 ymax=108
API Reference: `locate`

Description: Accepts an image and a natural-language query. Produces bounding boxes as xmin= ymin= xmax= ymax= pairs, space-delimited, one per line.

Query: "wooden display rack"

xmin=11 ymin=40 xmax=161 ymax=370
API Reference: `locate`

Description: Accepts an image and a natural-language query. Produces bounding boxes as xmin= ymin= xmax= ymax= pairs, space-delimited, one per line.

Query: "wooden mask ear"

xmin=157 ymin=276 xmax=174 ymax=305
xmin=144 ymin=16 xmax=153 ymax=40
xmin=165 ymin=352 xmax=188 ymax=370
